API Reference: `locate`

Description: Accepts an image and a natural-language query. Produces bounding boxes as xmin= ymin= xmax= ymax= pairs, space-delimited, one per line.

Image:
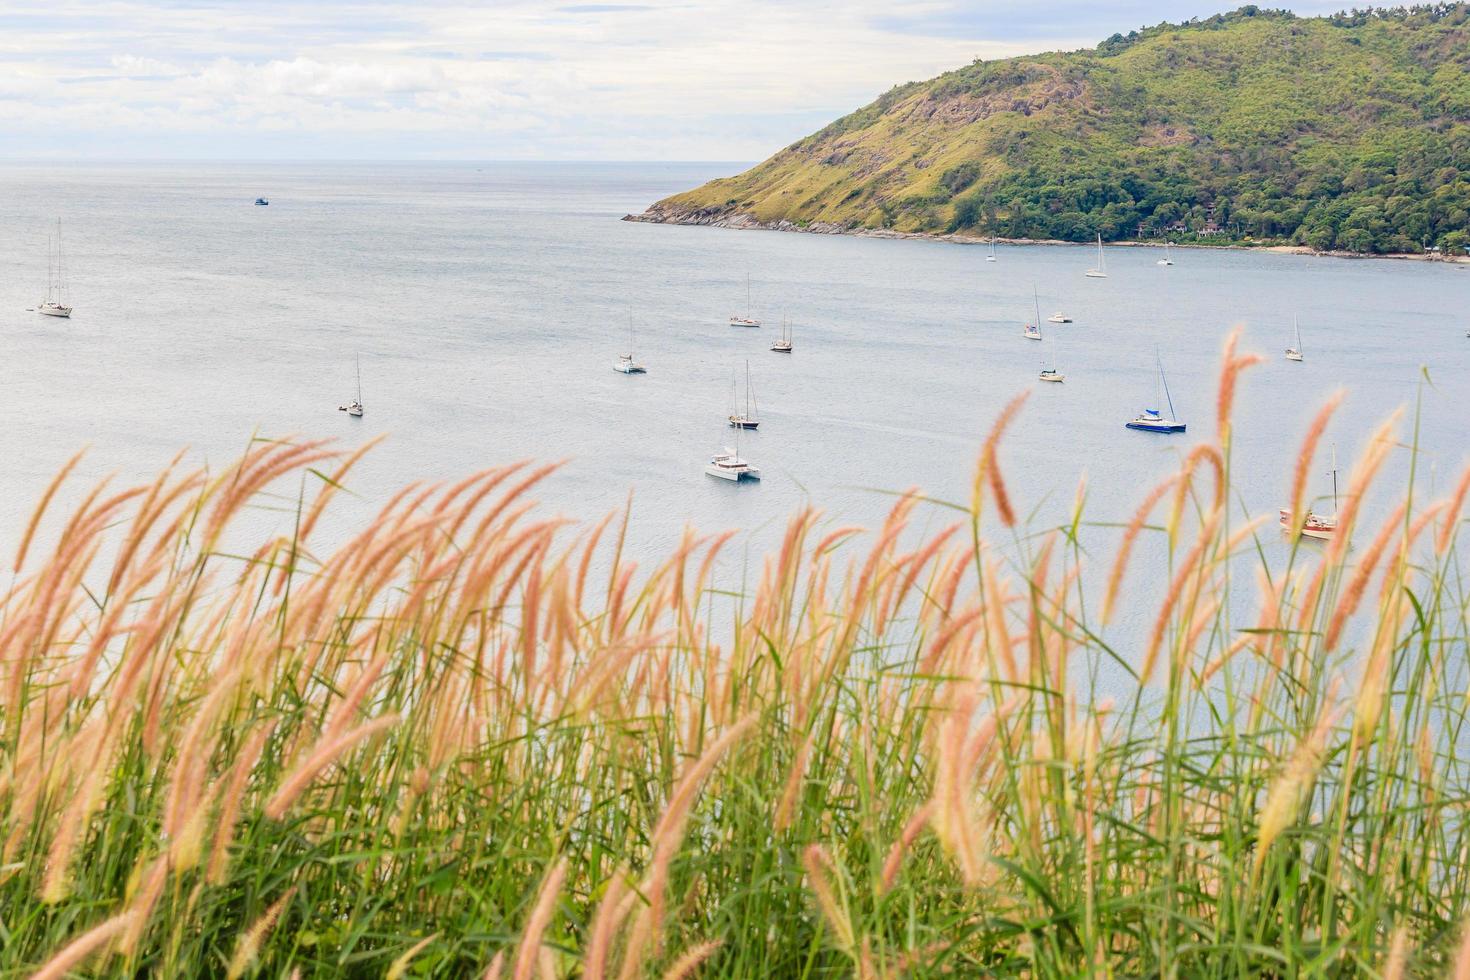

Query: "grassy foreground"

xmin=6 ymin=334 xmax=1470 ymax=977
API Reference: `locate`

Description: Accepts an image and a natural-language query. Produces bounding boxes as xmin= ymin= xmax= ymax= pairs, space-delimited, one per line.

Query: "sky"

xmin=0 ymin=0 xmax=1351 ymax=160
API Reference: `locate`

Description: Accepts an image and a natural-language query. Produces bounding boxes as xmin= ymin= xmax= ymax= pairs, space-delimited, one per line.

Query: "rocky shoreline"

xmin=623 ymin=204 xmax=1469 ymax=265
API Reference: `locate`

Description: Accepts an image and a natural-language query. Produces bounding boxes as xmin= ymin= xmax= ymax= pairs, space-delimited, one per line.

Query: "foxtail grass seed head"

xmin=29 ymin=911 xmax=135 ymax=980
xmin=225 ymin=889 xmax=296 ymax=980
xmin=513 ymin=859 xmax=566 ymax=980
xmin=1254 ymin=700 xmax=1343 ymax=873
xmin=803 ymin=844 xmax=856 ymax=955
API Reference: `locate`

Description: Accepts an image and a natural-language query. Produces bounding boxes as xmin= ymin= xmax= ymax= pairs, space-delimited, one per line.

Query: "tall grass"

xmin=5 ymin=332 xmax=1470 ymax=977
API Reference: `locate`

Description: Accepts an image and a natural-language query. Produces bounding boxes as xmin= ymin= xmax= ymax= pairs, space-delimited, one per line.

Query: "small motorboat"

xmin=1047 ymin=313 xmax=1072 ymax=323
xmin=255 ymin=198 xmax=269 ymax=206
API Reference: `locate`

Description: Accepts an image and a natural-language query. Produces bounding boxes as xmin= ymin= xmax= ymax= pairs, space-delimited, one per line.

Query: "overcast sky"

xmin=1 ymin=0 xmax=1349 ymax=160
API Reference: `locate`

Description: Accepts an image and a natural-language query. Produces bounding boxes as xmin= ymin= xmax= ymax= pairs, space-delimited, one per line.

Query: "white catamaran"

xmin=38 ymin=218 xmax=73 ymax=317
xmin=1085 ymin=233 xmax=1108 ymax=279
xmin=706 ymin=418 xmax=760 ymax=481
xmin=729 ymin=274 xmax=761 ymax=328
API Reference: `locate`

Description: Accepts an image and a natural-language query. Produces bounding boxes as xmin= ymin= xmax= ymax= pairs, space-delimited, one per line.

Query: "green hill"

xmin=629 ymin=5 xmax=1470 ymax=254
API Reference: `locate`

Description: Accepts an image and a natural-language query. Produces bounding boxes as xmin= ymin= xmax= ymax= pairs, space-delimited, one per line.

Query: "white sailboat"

xmin=1023 ymin=287 xmax=1043 ymax=340
xmin=728 ymin=360 xmax=760 ymax=429
xmin=987 ymin=238 xmax=997 ymax=262
xmin=729 ymin=274 xmax=761 ymax=327
xmin=1085 ymin=233 xmax=1108 ymax=279
xmin=1126 ymin=351 xmax=1186 ymax=432
xmin=1157 ymin=242 xmax=1174 ymax=266
xmin=1039 ymin=365 xmax=1065 ymax=383
xmin=771 ymin=316 xmax=793 ymax=352
xmin=37 ymin=218 xmax=73 ymax=317
xmin=706 ymin=416 xmax=760 ymax=481
xmin=1285 ymin=316 xmax=1304 ymax=362
xmin=1280 ymin=446 xmax=1339 ymax=539
xmin=615 ymin=310 xmax=647 ymax=374
xmin=339 ymin=354 xmax=365 ymax=417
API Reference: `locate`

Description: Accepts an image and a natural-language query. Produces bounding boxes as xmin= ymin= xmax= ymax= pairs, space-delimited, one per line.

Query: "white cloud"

xmin=192 ymin=57 xmax=446 ymax=100
xmin=110 ymin=53 xmax=180 ymax=76
xmin=0 ymin=0 xmax=1324 ymax=158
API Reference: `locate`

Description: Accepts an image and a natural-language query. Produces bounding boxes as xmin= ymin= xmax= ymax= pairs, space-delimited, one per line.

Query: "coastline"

xmin=624 ymin=205 xmax=1470 ymax=265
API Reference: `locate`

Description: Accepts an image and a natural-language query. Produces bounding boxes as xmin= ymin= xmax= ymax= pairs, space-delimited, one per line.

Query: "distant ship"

xmin=1126 ymin=352 xmax=1186 ymax=433
xmin=37 ymin=218 xmax=73 ymax=318
xmin=338 ymin=354 xmax=364 ymax=417
xmin=255 ymin=198 xmax=269 ymax=206
xmin=729 ymin=273 xmax=761 ymax=327
xmin=1085 ymin=233 xmax=1108 ymax=279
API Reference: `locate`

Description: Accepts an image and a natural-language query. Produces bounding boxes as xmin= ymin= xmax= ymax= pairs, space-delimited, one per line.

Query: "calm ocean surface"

xmin=0 ymin=161 xmax=1466 ymax=651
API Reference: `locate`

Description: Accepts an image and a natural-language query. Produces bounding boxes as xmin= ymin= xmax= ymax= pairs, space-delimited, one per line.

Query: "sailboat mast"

xmin=1159 ymin=353 xmax=1179 ymax=421
xmin=355 ymin=354 xmax=362 ymax=403
xmin=1033 ymin=286 xmax=1041 ymax=334
xmin=1330 ymin=444 xmax=1338 ymax=513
